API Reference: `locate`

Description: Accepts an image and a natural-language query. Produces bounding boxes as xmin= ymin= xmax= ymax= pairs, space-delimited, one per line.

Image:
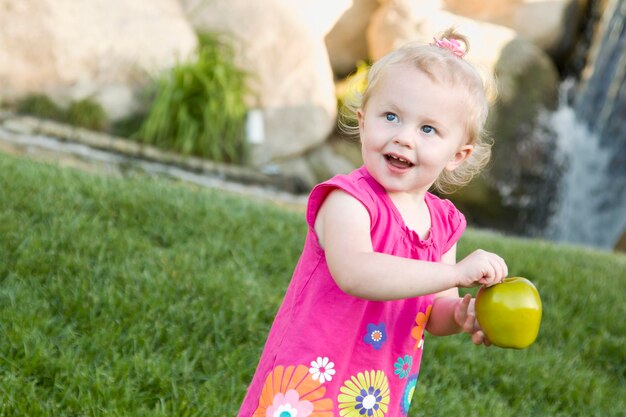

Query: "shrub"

xmin=15 ymin=94 xmax=65 ymax=121
xmin=15 ymin=94 xmax=108 ymax=132
xmin=336 ymin=61 xmax=369 ymax=134
xmin=137 ymin=32 xmax=249 ymax=164
xmin=65 ymin=98 xmax=107 ymax=131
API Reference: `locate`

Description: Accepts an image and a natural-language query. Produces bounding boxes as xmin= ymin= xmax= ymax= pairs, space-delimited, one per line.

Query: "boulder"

xmin=478 ymin=39 xmax=561 ymax=234
xmin=274 ymin=139 xmax=357 ymax=190
xmin=275 ymin=0 xmax=353 ymax=37
xmin=368 ymin=4 xmax=518 ymax=67
xmin=181 ymin=0 xmax=345 ymax=166
xmin=325 ymin=0 xmax=381 ymax=77
xmin=442 ymin=0 xmax=587 ymax=63
xmin=367 ymin=1 xmax=561 ymax=234
xmin=0 ymin=0 xmax=197 ymax=120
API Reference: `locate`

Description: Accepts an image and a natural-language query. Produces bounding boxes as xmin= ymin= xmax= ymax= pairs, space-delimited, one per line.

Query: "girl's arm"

xmin=426 ymin=244 xmax=492 ymax=345
xmin=425 ymin=246 xmax=463 ymax=336
xmin=316 ymin=190 xmax=507 ymax=302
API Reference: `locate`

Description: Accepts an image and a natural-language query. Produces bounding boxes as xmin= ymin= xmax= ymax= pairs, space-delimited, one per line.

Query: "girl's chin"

xmin=372 ymin=171 xmax=431 ymax=195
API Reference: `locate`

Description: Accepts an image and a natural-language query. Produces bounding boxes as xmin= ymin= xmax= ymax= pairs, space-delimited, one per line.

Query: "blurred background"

xmin=0 ymin=0 xmax=624 ymax=252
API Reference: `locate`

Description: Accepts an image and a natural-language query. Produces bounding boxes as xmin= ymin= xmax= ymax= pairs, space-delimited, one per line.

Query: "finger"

xmin=467 ymin=297 xmax=476 ymax=315
xmin=472 ymin=330 xmax=491 ymax=346
xmin=480 ymin=266 xmax=498 ymax=286
xmin=495 ymin=257 xmax=506 ymax=281
xmin=471 ymin=330 xmax=484 ymax=345
xmin=472 ymin=314 xmax=481 ymax=333
xmin=463 ymin=312 xmax=475 ymax=334
xmin=454 ymin=295 xmax=471 ymax=326
xmin=492 ymin=257 xmax=506 ymax=282
xmin=487 ymin=259 xmax=503 ymax=284
xmin=462 ymin=300 xmax=477 ymax=334
xmin=462 ymin=293 xmax=472 ymax=305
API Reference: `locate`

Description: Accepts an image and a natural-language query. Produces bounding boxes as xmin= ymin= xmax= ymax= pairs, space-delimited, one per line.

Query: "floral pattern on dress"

xmin=393 ymin=355 xmax=412 ymax=379
xmin=267 ymin=390 xmax=313 ymax=417
xmin=363 ymin=323 xmax=387 ymax=350
xmin=337 ymin=370 xmax=390 ymax=417
xmin=411 ymin=305 xmax=432 ymax=350
xmin=400 ymin=373 xmax=419 ymax=416
xmin=253 ymin=365 xmax=334 ymax=417
xmin=309 ymin=356 xmax=336 ymax=384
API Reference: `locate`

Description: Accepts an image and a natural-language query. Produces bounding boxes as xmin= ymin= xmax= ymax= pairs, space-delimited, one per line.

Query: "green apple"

xmin=475 ymin=277 xmax=542 ymax=349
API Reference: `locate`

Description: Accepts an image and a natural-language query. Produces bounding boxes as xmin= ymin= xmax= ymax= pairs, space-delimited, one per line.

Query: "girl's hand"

xmin=454 ymin=249 xmax=508 ymax=288
xmin=454 ymin=294 xmax=491 ymax=346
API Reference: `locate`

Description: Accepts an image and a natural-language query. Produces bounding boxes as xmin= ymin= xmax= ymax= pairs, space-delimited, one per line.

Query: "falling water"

xmin=546 ymin=0 xmax=626 ymax=249
xmin=546 ymin=80 xmax=626 ymax=248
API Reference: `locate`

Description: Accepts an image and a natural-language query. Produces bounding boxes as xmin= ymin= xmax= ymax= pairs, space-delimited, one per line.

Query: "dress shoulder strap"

xmin=305 ymin=166 xmax=381 ymax=229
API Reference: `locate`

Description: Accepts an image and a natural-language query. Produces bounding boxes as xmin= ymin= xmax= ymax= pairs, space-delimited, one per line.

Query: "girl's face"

xmin=358 ymin=63 xmax=473 ymax=197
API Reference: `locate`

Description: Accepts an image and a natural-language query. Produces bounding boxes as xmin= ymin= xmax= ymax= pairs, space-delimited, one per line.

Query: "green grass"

xmin=0 ymin=152 xmax=624 ymax=416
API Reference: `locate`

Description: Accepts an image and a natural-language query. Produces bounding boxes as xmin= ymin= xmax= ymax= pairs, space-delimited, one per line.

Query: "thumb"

xmin=454 ymin=294 xmax=472 ymax=327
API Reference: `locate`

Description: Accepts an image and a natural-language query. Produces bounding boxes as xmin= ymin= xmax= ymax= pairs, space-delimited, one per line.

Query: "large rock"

xmin=0 ymin=0 xmax=197 ymax=120
xmin=442 ymin=0 xmax=587 ymax=63
xmin=460 ymin=38 xmax=561 ymax=233
xmin=325 ymin=0 xmax=381 ymax=77
xmin=275 ymin=139 xmax=357 ymax=190
xmin=182 ymin=0 xmax=348 ymax=167
xmin=367 ymin=1 xmax=561 ymax=234
xmin=368 ymin=3 xmax=518 ymax=67
xmin=276 ymin=0 xmax=353 ymax=37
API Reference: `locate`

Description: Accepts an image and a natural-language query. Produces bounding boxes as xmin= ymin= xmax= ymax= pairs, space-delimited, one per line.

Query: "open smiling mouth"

xmin=385 ymin=154 xmax=415 ymax=169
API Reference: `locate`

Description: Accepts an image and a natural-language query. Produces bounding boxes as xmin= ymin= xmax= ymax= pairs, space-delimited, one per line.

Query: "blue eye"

xmin=421 ymin=125 xmax=436 ymax=135
xmin=385 ymin=113 xmax=398 ymax=122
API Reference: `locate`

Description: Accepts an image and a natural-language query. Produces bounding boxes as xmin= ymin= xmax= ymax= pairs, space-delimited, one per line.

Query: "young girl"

xmin=238 ymin=29 xmax=508 ymax=417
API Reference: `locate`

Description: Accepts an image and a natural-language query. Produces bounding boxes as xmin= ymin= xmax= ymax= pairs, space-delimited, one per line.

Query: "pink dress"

xmin=238 ymin=166 xmax=466 ymax=417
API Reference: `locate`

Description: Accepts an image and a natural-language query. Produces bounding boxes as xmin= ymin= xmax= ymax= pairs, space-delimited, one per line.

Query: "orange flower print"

xmin=411 ymin=304 xmax=432 ymax=350
xmin=253 ymin=365 xmax=334 ymax=417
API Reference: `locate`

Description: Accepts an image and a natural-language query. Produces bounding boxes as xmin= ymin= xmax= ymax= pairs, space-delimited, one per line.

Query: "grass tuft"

xmin=136 ymin=32 xmax=248 ymax=164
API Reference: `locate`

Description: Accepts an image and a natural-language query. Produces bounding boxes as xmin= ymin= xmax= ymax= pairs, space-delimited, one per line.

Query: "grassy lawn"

xmin=0 ymin=152 xmax=624 ymax=416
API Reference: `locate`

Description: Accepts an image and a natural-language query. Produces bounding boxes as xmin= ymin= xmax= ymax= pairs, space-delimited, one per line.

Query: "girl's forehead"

xmin=374 ymin=78 xmax=464 ymax=111
xmin=372 ymin=63 xmax=443 ymax=94
xmin=373 ymin=62 xmax=479 ymax=103
xmin=373 ymin=64 xmax=451 ymax=96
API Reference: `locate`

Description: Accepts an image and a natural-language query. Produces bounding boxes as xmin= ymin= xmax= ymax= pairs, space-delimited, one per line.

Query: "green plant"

xmin=65 ymin=98 xmax=107 ymax=131
xmin=137 ymin=32 xmax=249 ymax=164
xmin=15 ymin=94 xmax=65 ymax=121
xmin=14 ymin=94 xmax=108 ymax=132
xmin=336 ymin=60 xmax=370 ymax=133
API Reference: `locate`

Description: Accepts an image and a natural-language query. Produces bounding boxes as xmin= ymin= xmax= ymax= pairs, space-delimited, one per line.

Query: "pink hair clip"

xmin=432 ymin=37 xmax=466 ymax=58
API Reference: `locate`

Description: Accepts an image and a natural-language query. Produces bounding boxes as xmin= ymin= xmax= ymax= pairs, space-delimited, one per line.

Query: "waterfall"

xmin=547 ymin=80 xmax=625 ymax=248
xmin=547 ymin=0 xmax=626 ymax=249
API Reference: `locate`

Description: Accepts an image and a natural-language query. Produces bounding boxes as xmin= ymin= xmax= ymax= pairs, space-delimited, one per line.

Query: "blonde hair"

xmin=339 ymin=28 xmax=497 ymax=194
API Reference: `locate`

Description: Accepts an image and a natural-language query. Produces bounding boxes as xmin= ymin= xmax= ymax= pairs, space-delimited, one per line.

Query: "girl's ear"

xmin=357 ymin=109 xmax=364 ymax=129
xmin=445 ymin=145 xmax=473 ymax=171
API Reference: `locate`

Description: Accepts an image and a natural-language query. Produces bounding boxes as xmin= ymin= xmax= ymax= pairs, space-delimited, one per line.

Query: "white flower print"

xmin=308 ymin=356 xmax=336 ymax=384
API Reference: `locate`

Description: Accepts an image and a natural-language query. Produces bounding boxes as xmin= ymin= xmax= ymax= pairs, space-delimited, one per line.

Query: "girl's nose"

xmin=392 ymin=130 xmax=415 ymax=148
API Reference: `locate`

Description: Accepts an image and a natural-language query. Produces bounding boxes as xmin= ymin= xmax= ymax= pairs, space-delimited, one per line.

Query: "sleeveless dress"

xmin=238 ymin=166 xmax=466 ymax=417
